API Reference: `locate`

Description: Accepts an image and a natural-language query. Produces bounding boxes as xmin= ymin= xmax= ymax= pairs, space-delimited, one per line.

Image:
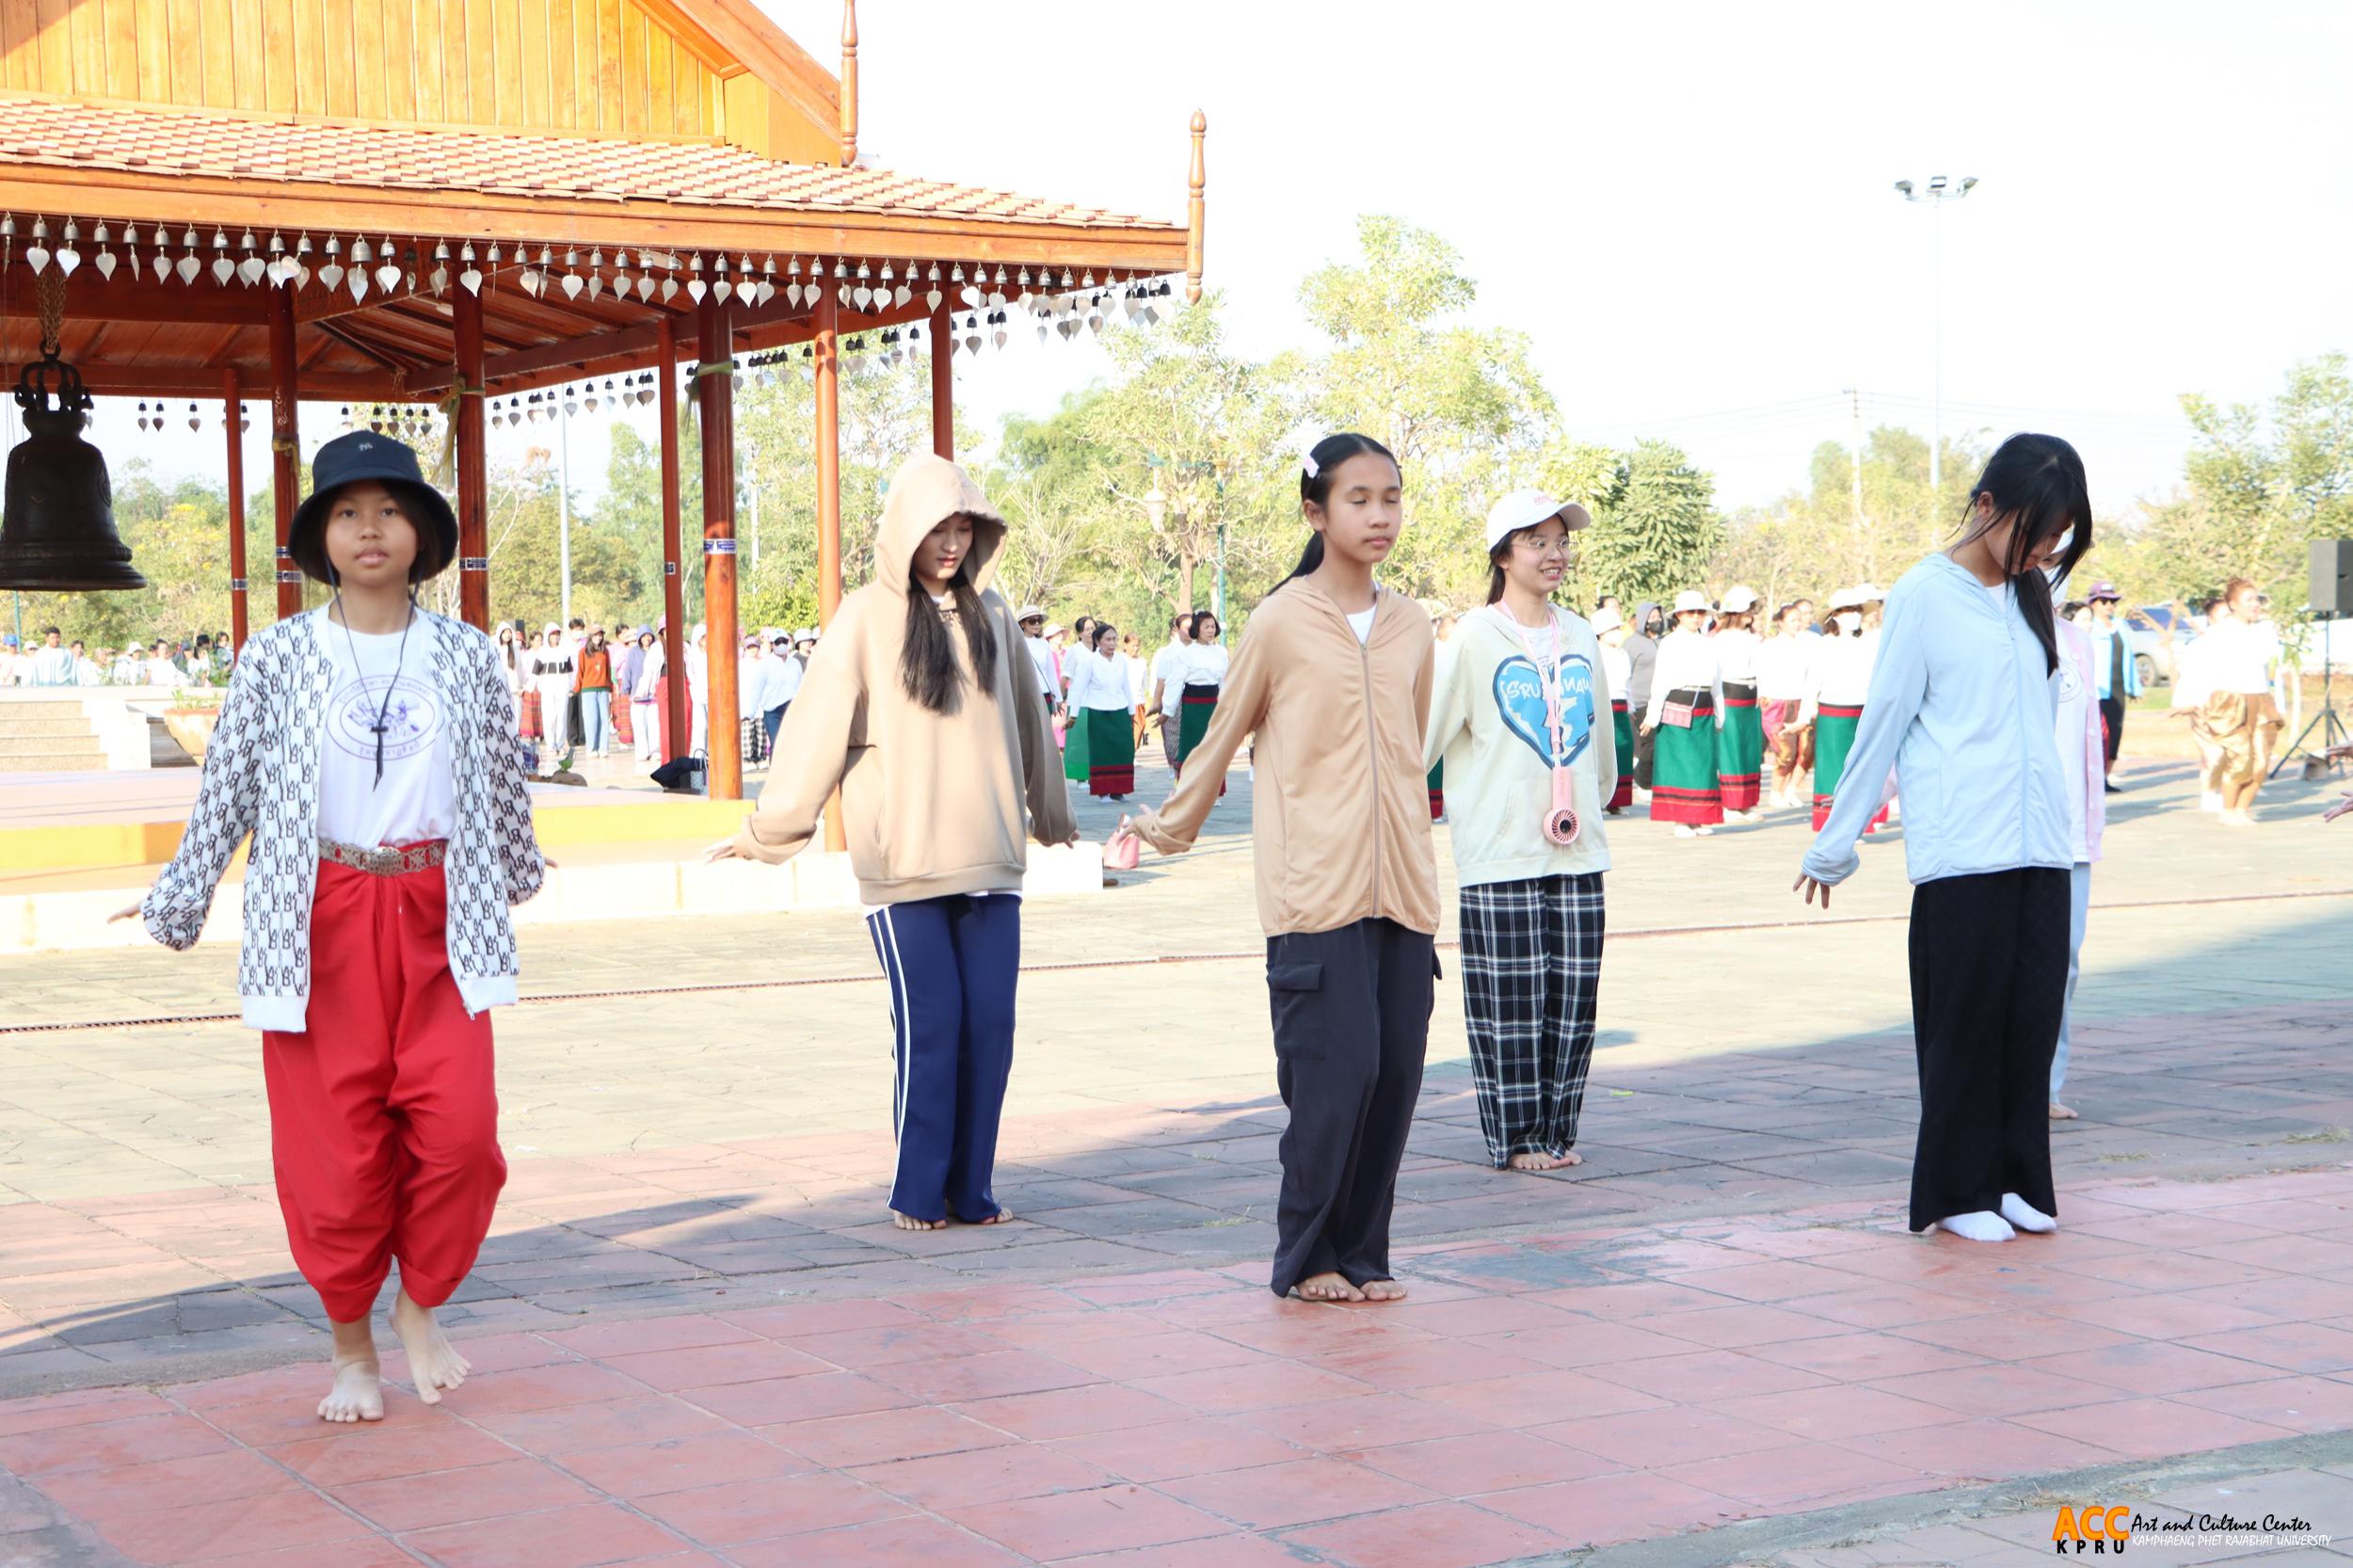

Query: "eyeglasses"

xmin=1514 ymin=535 xmax=1575 ymax=558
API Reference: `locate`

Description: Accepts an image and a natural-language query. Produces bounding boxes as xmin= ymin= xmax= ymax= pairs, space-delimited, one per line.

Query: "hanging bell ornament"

xmin=0 ymin=346 xmax=143 ymax=590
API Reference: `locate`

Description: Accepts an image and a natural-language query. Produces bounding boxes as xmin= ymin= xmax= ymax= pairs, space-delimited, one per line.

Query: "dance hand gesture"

xmin=704 ymin=838 xmax=741 ymax=862
xmin=106 ymin=900 xmax=145 ymax=925
xmin=1792 ymin=872 xmax=1832 ymax=909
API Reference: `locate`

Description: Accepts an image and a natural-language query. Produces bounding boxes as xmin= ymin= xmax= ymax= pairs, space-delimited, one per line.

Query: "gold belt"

xmin=318 ymin=839 xmax=447 ymax=876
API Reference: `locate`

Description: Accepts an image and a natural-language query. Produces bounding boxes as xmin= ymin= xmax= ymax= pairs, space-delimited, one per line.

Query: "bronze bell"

xmin=0 ymin=348 xmax=144 ymax=591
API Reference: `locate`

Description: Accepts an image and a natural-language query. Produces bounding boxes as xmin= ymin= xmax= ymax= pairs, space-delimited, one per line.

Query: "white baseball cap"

xmin=1483 ymin=489 xmax=1590 ymax=552
xmin=1673 ymin=590 xmax=1710 ymax=615
xmin=1591 ymin=605 xmax=1625 ymax=634
xmin=1721 ymin=585 xmax=1758 ymax=614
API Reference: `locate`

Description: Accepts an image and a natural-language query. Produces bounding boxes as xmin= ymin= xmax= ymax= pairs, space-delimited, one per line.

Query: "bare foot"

xmin=1507 ymin=1152 xmax=1563 ymax=1172
xmin=391 ymin=1290 xmax=471 ymax=1406
xmin=892 ymin=1211 xmax=949 ymax=1231
xmin=1359 ymin=1279 xmax=1409 ymax=1303
xmin=2049 ymin=1101 xmax=2079 ymax=1120
xmin=318 ymin=1319 xmax=384 ymax=1423
xmin=963 ymin=1208 xmax=1015 ymax=1225
xmin=1289 ymin=1272 xmax=1365 ymax=1304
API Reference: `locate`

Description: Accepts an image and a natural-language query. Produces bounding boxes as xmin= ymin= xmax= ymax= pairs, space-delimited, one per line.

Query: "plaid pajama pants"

xmin=1457 ymin=872 xmax=1606 ymax=1167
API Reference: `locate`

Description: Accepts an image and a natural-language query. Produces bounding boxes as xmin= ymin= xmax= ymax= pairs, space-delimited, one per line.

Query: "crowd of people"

xmin=0 ymin=627 xmax=232 ymax=688
xmin=108 ymin=423 xmax=2349 ymax=1425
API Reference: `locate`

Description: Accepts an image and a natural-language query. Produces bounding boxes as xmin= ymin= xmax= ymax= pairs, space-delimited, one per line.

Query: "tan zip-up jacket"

xmin=1132 ymin=581 xmax=1438 ymax=936
xmin=732 ymin=455 xmax=1075 ymax=903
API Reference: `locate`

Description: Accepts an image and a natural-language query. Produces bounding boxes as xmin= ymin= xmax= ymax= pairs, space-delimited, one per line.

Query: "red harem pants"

xmin=262 ymin=856 xmax=506 ymax=1322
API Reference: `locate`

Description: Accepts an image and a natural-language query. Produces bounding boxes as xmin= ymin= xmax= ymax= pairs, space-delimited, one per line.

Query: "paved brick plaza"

xmin=3 ymin=751 xmax=2351 ymax=1566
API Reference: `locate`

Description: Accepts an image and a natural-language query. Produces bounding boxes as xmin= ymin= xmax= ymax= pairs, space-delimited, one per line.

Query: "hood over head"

xmin=872 ymin=454 xmax=1006 ymax=600
xmin=1633 ymin=600 xmax=1663 ymax=635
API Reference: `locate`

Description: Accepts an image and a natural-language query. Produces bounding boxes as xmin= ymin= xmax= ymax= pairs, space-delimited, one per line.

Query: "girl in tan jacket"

xmin=1128 ymin=433 xmax=1439 ymax=1304
xmin=711 ymin=455 xmax=1075 ymax=1232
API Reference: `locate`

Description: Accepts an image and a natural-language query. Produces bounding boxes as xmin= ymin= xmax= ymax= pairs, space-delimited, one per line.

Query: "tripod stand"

xmin=2272 ymin=610 xmax=2347 ymax=778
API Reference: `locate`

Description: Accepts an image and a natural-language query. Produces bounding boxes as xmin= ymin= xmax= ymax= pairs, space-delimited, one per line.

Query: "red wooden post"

xmin=222 ymin=367 xmax=248 ymax=651
xmin=930 ymin=294 xmax=953 ymax=458
xmin=697 ymin=292 xmax=742 ymax=802
xmin=451 ymin=281 xmax=489 ymax=630
xmin=267 ymin=286 xmax=300 ymax=619
xmin=814 ymin=276 xmax=845 ymax=851
xmin=657 ymin=315 xmax=687 ymax=762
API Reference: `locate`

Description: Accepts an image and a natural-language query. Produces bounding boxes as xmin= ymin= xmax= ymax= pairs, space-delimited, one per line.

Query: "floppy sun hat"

xmin=1673 ymin=589 xmax=1710 ymax=616
xmin=1592 ymin=605 xmax=1625 ymax=635
xmin=1720 ymin=585 xmax=1759 ymax=614
xmin=288 ymin=431 xmax=459 ymax=585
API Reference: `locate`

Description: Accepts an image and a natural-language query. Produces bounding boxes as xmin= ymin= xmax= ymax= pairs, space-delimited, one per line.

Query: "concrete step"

xmin=0 ymin=717 xmax=99 ymax=740
xmin=0 ymin=749 xmax=108 ymax=772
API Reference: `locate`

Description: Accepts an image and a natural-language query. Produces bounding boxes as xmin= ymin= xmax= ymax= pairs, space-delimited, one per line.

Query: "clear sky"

xmin=67 ymin=0 xmax=2353 ymax=519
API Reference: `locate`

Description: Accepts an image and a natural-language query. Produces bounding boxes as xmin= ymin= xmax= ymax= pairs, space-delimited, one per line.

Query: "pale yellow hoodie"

xmin=732 ymin=455 xmax=1076 ymax=903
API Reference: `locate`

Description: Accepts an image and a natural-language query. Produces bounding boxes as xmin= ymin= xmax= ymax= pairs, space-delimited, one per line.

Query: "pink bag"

xmin=1104 ymin=825 xmax=1142 ymax=871
xmin=1660 ymin=700 xmax=1696 ymax=729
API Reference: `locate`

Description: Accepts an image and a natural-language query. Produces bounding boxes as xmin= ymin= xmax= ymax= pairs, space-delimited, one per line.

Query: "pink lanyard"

xmin=1491 ymin=606 xmax=1581 ymax=844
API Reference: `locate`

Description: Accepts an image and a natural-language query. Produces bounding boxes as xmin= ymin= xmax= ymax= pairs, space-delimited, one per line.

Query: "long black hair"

xmin=1279 ymin=431 xmax=1400 ymax=589
xmin=898 ymin=530 xmax=1000 ymax=714
xmin=1958 ymin=433 xmax=2092 ymax=675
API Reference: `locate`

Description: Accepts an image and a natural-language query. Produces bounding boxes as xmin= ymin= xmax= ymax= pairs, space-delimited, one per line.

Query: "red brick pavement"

xmin=8 ymin=1163 xmax=2353 ymax=1566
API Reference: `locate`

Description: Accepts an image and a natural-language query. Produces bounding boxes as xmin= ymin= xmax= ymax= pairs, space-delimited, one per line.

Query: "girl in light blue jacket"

xmin=1796 ymin=433 xmax=2091 ymax=1243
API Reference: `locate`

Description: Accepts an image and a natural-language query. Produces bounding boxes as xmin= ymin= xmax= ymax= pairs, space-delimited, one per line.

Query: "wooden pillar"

xmin=1187 ymin=110 xmax=1208 ymax=305
xmin=814 ymin=276 xmax=846 ymax=851
xmin=930 ymin=295 xmax=953 ymax=458
xmin=451 ymin=282 xmax=489 ymax=630
xmin=657 ymin=315 xmax=687 ymax=761
xmin=839 ymin=0 xmax=858 ymax=167
xmin=222 ymin=368 xmax=248 ymax=651
xmin=267 ymin=286 xmax=300 ymax=619
xmin=697 ymin=293 xmax=742 ymax=802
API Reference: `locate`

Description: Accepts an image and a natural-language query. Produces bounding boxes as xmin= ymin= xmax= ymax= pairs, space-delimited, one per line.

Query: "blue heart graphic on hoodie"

xmin=1492 ymin=653 xmax=1595 ymax=768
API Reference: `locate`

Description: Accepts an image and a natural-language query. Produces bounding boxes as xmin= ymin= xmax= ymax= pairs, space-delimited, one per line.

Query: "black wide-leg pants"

xmin=1907 ymin=867 xmax=2069 ymax=1232
xmin=1264 ymin=918 xmax=1436 ymax=1296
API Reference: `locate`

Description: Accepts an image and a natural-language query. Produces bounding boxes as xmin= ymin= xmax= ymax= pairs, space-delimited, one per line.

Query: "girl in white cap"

xmin=526 ymin=624 xmax=575 ymax=770
xmin=1426 ymin=490 xmax=1615 ymax=1171
xmin=1713 ymin=587 xmax=1766 ymax=820
xmin=1641 ymin=591 xmax=1725 ymax=836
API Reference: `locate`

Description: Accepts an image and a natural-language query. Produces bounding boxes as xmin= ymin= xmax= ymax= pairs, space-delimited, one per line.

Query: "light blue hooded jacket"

xmin=1801 ymin=552 xmax=2073 ymax=888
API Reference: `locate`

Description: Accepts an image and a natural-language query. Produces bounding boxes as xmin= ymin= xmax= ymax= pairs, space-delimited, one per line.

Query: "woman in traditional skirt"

xmin=1593 ymin=606 xmax=1636 ymax=813
xmin=2189 ymin=578 xmax=2285 ymax=826
xmin=1060 ymin=658 xmax=1092 ymax=788
xmin=1712 ymin=586 xmax=1765 ymax=821
xmin=1807 ymin=587 xmax=1888 ymax=835
xmin=1065 ymin=622 xmax=1138 ymax=798
xmin=1176 ymin=610 xmax=1228 ymax=797
xmin=1641 ymin=591 xmax=1725 ymax=837
xmin=1758 ymin=600 xmax=1817 ymax=808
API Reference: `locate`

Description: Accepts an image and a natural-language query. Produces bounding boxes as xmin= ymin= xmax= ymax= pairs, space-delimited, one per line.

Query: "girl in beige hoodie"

xmin=1129 ymin=433 xmax=1439 ymax=1304
xmin=712 ymin=455 xmax=1075 ymax=1231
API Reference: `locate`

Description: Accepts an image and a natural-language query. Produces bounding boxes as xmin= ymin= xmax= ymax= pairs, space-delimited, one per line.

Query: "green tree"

xmin=1582 ymin=440 xmax=1724 ymax=605
xmin=1298 ymin=216 xmax=1558 ymax=607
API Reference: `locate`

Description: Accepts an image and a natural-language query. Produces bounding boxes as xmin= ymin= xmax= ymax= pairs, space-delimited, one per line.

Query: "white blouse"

xmin=1712 ymin=628 xmax=1762 ymax=684
xmin=2199 ymin=619 xmax=2276 ymax=695
xmin=1809 ymin=630 xmax=1879 ymax=706
xmin=1756 ymin=633 xmax=1814 ymax=702
xmin=1064 ymin=650 xmax=1132 ymax=712
xmin=1643 ymin=629 xmax=1726 ymax=727
xmin=1182 ymin=642 xmax=1229 ymax=689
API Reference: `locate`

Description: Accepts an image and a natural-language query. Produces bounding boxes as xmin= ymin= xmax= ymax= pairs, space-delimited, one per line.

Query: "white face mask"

xmin=1834 ymin=612 xmax=1862 ymax=633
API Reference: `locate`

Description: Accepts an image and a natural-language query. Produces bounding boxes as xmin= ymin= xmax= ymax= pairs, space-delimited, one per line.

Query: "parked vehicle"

xmin=2121 ymin=605 xmax=2177 ymax=687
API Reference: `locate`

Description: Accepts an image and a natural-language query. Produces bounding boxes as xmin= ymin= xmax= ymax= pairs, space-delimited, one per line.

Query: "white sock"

xmin=1935 ymin=1210 xmax=2016 ymax=1242
xmin=2201 ymin=791 xmax=2222 ymax=812
xmin=2000 ymin=1192 xmax=2057 ymax=1233
xmin=1673 ymin=824 xmax=1696 ymax=839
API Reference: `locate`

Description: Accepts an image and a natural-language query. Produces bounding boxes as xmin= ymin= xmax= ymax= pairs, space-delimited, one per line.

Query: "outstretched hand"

xmin=106 ymin=903 xmax=143 ymax=925
xmin=1792 ymin=873 xmax=1832 ymax=909
xmin=2327 ymin=792 xmax=2353 ymax=825
xmin=703 ymin=837 xmax=741 ymax=863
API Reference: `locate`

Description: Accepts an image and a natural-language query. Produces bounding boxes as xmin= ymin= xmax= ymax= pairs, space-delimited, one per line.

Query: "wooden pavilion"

xmin=0 ymin=0 xmax=1205 ymax=805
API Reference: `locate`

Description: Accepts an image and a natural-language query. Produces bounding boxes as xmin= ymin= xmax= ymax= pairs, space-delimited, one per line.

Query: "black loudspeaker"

xmin=2315 ymin=538 xmax=2353 ymax=616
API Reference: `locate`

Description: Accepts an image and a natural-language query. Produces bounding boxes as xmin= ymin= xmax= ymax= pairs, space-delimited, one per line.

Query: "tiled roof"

xmin=0 ymin=97 xmax=1169 ymax=231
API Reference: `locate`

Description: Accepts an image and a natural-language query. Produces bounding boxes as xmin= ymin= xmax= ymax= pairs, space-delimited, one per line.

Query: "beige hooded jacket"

xmin=732 ymin=455 xmax=1076 ymax=903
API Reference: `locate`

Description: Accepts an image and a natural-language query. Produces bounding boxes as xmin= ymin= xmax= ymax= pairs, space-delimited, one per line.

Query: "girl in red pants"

xmin=116 ymin=432 xmax=544 ymax=1423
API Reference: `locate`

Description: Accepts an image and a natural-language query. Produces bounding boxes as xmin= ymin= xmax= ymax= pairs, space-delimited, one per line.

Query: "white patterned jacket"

xmin=141 ymin=608 xmax=545 ymax=1031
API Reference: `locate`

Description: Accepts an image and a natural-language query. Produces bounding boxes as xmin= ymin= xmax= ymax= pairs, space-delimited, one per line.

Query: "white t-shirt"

xmin=1183 ymin=642 xmax=1229 ymax=688
xmin=1346 ymin=606 xmax=1377 ymax=645
xmin=28 ymin=646 xmax=75 ymax=686
xmin=1024 ymin=635 xmax=1057 ymax=697
xmin=313 ymin=610 xmax=455 ymax=849
xmin=2201 ymin=619 xmax=2275 ymax=695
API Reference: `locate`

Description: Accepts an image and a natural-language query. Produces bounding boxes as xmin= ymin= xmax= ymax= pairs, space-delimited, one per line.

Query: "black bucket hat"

xmin=289 ymin=431 xmax=460 ymax=585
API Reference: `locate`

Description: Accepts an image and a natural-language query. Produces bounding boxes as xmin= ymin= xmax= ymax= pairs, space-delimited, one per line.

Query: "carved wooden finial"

xmin=1186 ymin=110 xmax=1207 ymax=303
xmin=839 ymin=0 xmax=860 ymax=168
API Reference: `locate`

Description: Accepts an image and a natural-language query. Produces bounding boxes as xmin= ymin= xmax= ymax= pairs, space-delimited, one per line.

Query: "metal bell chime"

xmin=0 ymin=280 xmax=143 ymax=591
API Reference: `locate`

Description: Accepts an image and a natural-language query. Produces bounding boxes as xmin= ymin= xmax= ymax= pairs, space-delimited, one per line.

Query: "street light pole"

xmin=1893 ymin=174 xmax=1977 ymax=501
